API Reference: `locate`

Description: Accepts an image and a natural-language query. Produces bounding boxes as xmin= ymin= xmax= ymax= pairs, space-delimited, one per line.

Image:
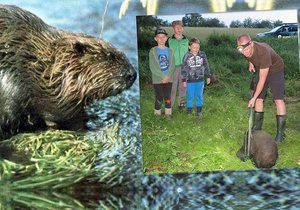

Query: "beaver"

xmin=0 ymin=5 xmax=136 ymax=140
xmin=236 ymin=130 xmax=278 ymax=168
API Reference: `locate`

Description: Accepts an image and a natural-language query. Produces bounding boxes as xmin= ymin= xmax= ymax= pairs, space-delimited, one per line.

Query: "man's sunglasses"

xmin=237 ymin=41 xmax=251 ymax=52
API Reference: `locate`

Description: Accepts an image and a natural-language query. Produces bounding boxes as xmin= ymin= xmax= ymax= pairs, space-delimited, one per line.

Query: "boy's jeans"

xmin=171 ymin=67 xmax=186 ymax=107
xmin=186 ymin=81 xmax=204 ymax=109
xmin=154 ymin=83 xmax=172 ymax=110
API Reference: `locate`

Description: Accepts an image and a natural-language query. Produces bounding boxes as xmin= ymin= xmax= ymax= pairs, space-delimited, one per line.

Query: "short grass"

xmin=141 ymin=85 xmax=300 ymax=174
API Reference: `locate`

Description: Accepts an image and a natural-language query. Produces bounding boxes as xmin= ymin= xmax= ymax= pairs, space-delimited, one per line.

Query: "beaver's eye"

xmin=73 ymin=42 xmax=85 ymax=55
xmin=106 ymin=52 xmax=116 ymax=61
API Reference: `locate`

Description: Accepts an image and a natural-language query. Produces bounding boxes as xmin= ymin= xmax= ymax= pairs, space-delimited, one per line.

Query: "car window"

xmin=290 ymin=26 xmax=297 ymax=32
xmin=270 ymin=26 xmax=281 ymax=32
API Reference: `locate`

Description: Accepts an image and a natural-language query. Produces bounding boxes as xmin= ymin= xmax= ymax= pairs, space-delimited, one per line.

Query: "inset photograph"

xmin=137 ymin=10 xmax=300 ymax=174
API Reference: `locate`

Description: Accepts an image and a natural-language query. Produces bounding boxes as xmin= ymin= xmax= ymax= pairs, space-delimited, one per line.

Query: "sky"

xmin=158 ymin=9 xmax=298 ymax=27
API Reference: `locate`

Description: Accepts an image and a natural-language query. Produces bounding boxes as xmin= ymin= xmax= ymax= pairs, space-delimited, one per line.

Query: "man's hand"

xmin=248 ymin=97 xmax=256 ymax=108
xmin=182 ymin=82 xmax=187 ymax=88
xmin=249 ymin=62 xmax=255 ymax=73
xmin=248 ymin=67 xmax=269 ymax=108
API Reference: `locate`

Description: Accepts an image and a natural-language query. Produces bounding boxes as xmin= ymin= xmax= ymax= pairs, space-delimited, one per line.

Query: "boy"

xmin=181 ymin=38 xmax=211 ymax=118
xmin=149 ymin=28 xmax=175 ymax=119
xmin=167 ymin=20 xmax=189 ymax=112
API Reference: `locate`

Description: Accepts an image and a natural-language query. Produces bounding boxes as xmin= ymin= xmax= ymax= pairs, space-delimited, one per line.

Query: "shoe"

xmin=154 ymin=109 xmax=161 ymax=119
xmin=178 ymin=105 xmax=184 ymax=112
xmin=196 ymin=107 xmax=203 ymax=119
xmin=275 ymin=115 xmax=286 ymax=142
xmin=187 ymin=108 xmax=193 ymax=116
xmin=252 ymin=111 xmax=264 ymax=130
xmin=154 ymin=114 xmax=161 ymax=119
xmin=197 ymin=111 xmax=203 ymax=119
xmin=165 ymin=108 xmax=172 ymax=120
xmin=165 ymin=114 xmax=172 ymax=120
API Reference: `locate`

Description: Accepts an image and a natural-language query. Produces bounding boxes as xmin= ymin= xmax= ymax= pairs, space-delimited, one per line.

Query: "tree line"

xmin=138 ymin=14 xmax=284 ymax=29
xmin=230 ymin=17 xmax=283 ymax=28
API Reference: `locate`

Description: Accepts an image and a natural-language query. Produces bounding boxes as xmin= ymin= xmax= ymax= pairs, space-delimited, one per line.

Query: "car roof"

xmin=281 ymin=23 xmax=297 ymax=26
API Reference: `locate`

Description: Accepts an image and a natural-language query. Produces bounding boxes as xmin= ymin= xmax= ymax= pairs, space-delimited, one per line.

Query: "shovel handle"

xmin=246 ymin=107 xmax=254 ymax=156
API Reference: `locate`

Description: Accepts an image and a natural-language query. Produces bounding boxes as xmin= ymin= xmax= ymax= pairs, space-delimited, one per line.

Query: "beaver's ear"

xmin=73 ymin=42 xmax=86 ymax=55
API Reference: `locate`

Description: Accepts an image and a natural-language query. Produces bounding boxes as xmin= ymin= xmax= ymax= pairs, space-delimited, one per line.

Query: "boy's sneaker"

xmin=178 ymin=103 xmax=185 ymax=112
xmin=187 ymin=108 xmax=193 ymax=116
xmin=196 ymin=107 xmax=203 ymax=119
xmin=197 ymin=112 xmax=203 ymax=119
xmin=154 ymin=109 xmax=161 ymax=119
xmin=178 ymin=105 xmax=184 ymax=112
xmin=165 ymin=114 xmax=172 ymax=120
xmin=154 ymin=114 xmax=161 ymax=119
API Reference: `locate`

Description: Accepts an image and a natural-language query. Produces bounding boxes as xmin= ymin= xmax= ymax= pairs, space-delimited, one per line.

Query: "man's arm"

xmin=248 ymin=68 xmax=269 ymax=107
xmin=249 ymin=62 xmax=255 ymax=73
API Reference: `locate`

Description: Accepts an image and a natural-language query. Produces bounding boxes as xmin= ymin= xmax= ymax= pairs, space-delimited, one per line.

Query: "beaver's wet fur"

xmin=0 ymin=5 xmax=136 ymax=139
xmin=236 ymin=130 xmax=278 ymax=168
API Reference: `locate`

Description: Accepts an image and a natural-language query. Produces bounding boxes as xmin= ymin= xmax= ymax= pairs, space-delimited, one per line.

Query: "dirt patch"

xmin=285 ymin=96 xmax=300 ymax=103
xmin=145 ymin=164 xmax=165 ymax=173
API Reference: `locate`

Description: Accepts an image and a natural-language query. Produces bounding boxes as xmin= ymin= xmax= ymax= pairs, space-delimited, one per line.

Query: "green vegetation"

xmin=0 ymin=124 xmax=129 ymax=208
xmin=0 ymin=130 xmax=101 ymax=189
xmin=139 ymin=30 xmax=300 ymax=174
xmin=0 ymin=122 xmax=140 ymax=209
xmin=141 ymin=87 xmax=300 ymax=173
xmin=163 ymin=26 xmax=268 ymax=40
xmin=138 ymin=27 xmax=299 ymax=83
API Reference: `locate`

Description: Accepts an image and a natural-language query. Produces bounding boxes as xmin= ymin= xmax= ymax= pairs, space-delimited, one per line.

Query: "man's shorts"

xmin=255 ymin=70 xmax=284 ymax=100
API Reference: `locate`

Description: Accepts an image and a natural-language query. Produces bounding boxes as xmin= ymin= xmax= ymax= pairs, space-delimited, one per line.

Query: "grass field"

xmin=141 ymin=86 xmax=300 ymax=174
xmin=139 ymin=27 xmax=300 ymax=174
xmin=163 ymin=27 xmax=268 ymax=40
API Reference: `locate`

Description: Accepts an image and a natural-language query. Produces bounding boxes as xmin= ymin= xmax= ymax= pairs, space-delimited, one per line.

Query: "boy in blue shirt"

xmin=148 ymin=28 xmax=175 ymax=119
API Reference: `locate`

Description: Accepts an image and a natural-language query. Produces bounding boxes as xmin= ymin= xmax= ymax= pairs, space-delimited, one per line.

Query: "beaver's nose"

xmin=126 ymin=66 xmax=137 ymax=87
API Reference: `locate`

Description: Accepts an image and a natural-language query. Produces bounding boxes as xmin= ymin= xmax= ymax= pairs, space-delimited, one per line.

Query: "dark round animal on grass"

xmin=236 ymin=130 xmax=278 ymax=168
xmin=0 ymin=5 xmax=136 ymax=140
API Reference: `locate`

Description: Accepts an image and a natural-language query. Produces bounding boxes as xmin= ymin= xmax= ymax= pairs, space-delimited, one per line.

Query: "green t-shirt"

xmin=168 ymin=35 xmax=189 ymax=67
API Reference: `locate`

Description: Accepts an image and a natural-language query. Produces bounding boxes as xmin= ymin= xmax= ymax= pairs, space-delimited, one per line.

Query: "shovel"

xmin=245 ymin=108 xmax=253 ymax=157
xmin=244 ymin=73 xmax=255 ymax=158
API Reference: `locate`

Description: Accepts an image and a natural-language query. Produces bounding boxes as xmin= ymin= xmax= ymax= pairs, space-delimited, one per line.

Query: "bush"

xmin=137 ymin=27 xmax=156 ymax=50
xmin=285 ymin=78 xmax=300 ymax=97
xmin=206 ymin=33 xmax=235 ymax=47
xmin=202 ymin=40 xmax=248 ymax=75
xmin=253 ymin=37 xmax=299 ymax=79
xmin=138 ymin=49 xmax=152 ymax=85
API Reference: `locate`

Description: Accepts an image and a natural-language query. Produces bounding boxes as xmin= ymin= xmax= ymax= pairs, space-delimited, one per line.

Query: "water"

xmin=0 ymin=0 xmax=299 ymax=209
